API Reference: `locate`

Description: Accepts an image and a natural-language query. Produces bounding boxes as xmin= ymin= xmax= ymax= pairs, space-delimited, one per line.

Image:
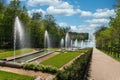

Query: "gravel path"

xmin=88 ymin=48 xmax=120 ymax=80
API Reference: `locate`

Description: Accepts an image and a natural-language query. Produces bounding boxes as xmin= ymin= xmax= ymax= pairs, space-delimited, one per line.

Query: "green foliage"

xmin=55 ymin=48 xmax=93 ymax=80
xmin=0 ymin=0 xmax=30 ymax=48
xmin=95 ymin=2 xmax=120 ymax=57
xmin=40 ymin=51 xmax=81 ymax=68
xmin=0 ymin=70 xmax=34 ymax=80
xmin=0 ymin=48 xmax=33 ymax=58
xmin=23 ymin=62 xmax=59 ymax=74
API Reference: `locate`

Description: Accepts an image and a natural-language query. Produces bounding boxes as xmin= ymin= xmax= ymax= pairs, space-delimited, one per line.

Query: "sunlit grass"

xmin=0 ymin=70 xmax=34 ymax=80
xmin=0 ymin=48 xmax=34 ymax=58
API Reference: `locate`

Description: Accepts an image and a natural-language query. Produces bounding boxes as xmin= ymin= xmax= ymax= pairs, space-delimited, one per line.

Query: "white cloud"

xmin=46 ymin=6 xmax=79 ymax=16
xmin=94 ymin=9 xmax=116 ymax=18
xmin=93 ymin=8 xmax=116 ymax=18
xmin=89 ymin=24 xmax=101 ymax=28
xmin=64 ymin=8 xmax=114 ymax=33
xmin=70 ymin=25 xmax=90 ymax=33
xmin=27 ymin=0 xmax=73 ymax=8
xmin=70 ymin=26 xmax=78 ymax=31
xmin=83 ymin=9 xmax=113 ymax=30
xmin=85 ymin=18 xmax=109 ymax=24
xmin=58 ymin=22 xmax=68 ymax=27
xmin=27 ymin=0 xmax=115 ymax=17
xmin=78 ymin=25 xmax=93 ymax=33
xmin=28 ymin=8 xmax=46 ymax=17
xmin=80 ymin=8 xmax=116 ymax=18
xmin=27 ymin=0 xmax=54 ymax=7
xmin=56 ymin=1 xmax=73 ymax=9
xmin=80 ymin=10 xmax=92 ymax=17
xmin=27 ymin=0 xmax=80 ymax=16
xmin=69 ymin=23 xmax=103 ymax=33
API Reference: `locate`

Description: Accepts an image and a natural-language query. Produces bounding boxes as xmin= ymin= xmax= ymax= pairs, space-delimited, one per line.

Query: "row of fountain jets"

xmin=60 ymin=32 xmax=96 ymax=50
xmin=14 ymin=16 xmax=96 ymax=52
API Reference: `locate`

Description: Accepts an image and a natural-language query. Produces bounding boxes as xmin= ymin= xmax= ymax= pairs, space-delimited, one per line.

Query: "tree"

xmin=9 ymin=0 xmax=21 ymax=17
xmin=32 ymin=12 xmax=42 ymax=20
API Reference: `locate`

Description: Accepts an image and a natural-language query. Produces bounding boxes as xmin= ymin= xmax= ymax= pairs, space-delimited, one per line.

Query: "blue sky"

xmin=7 ymin=0 xmax=116 ymax=33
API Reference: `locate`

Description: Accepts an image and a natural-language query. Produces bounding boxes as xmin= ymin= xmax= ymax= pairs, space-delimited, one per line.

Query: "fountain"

xmin=14 ymin=16 xmax=25 ymax=63
xmin=78 ymin=41 xmax=82 ymax=48
xmin=9 ymin=30 xmax=53 ymax=63
xmin=71 ymin=40 xmax=73 ymax=49
xmin=44 ymin=30 xmax=51 ymax=51
xmin=7 ymin=19 xmax=54 ymax=64
xmin=74 ymin=39 xmax=78 ymax=48
xmin=65 ymin=32 xmax=70 ymax=50
xmin=86 ymin=33 xmax=96 ymax=48
xmin=80 ymin=40 xmax=84 ymax=48
xmin=60 ymin=38 xmax=64 ymax=49
xmin=89 ymin=34 xmax=96 ymax=48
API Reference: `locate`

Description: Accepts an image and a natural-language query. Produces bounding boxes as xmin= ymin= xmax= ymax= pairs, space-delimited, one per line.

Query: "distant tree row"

xmin=69 ymin=32 xmax=88 ymax=41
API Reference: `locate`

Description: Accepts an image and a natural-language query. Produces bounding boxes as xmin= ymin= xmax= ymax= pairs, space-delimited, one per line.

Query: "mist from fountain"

xmin=65 ymin=32 xmax=70 ymax=50
xmin=87 ymin=33 xmax=96 ymax=48
xmin=60 ymin=38 xmax=64 ymax=49
xmin=80 ymin=40 xmax=84 ymax=48
xmin=71 ymin=40 xmax=73 ymax=49
xmin=14 ymin=16 xmax=25 ymax=62
xmin=74 ymin=39 xmax=78 ymax=48
xmin=44 ymin=30 xmax=51 ymax=51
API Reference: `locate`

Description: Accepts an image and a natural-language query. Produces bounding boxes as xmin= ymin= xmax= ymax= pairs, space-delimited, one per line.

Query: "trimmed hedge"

xmin=56 ymin=48 xmax=93 ymax=80
xmin=23 ymin=62 xmax=59 ymax=74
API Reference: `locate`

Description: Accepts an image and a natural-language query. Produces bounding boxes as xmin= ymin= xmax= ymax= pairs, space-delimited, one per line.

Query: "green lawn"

xmin=0 ymin=48 xmax=34 ymax=58
xmin=0 ymin=70 xmax=34 ymax=80
xmin=40 ymin=51 xmax=81 ymax=68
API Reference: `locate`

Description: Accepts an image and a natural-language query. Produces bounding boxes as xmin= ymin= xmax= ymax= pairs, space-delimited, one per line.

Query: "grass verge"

xmin=0 ymin=70 xmax=34 ymax=80
xmin=0 ymin=48 xmax=34 ymax=58
xmin=101 ymin=50 xmax=120 ymax=61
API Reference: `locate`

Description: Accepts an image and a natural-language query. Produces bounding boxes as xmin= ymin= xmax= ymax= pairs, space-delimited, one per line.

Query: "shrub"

xmin=23 ymin=62 xmax=59 ymax=74
xmin=40 ymin=65 xmax=58 ymax=73
xmin=23 ymin=62 xmax=37 ymax=70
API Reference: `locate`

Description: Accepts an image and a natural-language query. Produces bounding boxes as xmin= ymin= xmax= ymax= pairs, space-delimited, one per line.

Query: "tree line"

xmin=70 ymin=32 xmax=88 ymax=41
xmin=95 ymin=2 xmax=120 ymax=57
